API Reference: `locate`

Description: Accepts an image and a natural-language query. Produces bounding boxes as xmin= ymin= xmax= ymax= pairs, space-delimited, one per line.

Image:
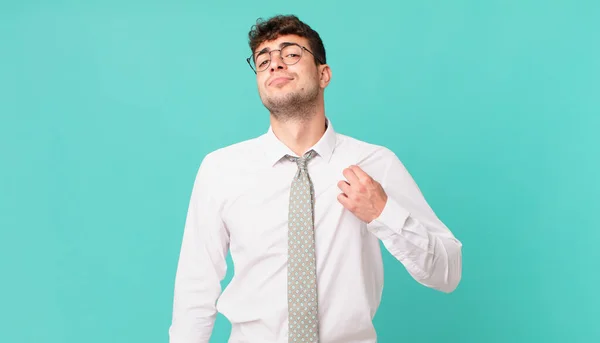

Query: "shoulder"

xmin=191 ymin=134 xmax=263 ymax=186
xmin=335 ymin=132 xmax=399 ymax=163
xmin=333 ymin=132 xmax=406 ymax=182
xmin=201 ymin=135 xmax=263 ymax=168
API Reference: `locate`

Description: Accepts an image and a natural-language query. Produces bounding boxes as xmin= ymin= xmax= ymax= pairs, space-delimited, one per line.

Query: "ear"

xmin=319 ymin=64 xmax=332 ymax=88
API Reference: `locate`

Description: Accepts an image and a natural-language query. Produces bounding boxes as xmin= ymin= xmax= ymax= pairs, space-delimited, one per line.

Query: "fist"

xmin=337 ymin=165 xmax=388 ymax=223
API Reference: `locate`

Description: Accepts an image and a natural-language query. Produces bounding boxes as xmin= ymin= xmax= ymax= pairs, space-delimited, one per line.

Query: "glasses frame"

xmin=246 ymin=43 xmax=324 ymax=74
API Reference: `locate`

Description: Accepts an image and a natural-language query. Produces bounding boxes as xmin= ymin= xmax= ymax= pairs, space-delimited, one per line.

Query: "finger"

xmin=349 ymin=165 xmax=371 ymax=182
xmin=337 ymin=180 xmax=351 ymax=194
xmin=337 ymin=193 xmax=351 ymax=208
xmin=342 ymin=167 xmax=360 ymax=185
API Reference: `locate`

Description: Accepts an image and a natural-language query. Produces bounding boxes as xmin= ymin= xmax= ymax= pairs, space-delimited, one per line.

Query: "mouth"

xmin=268 ymin=76 xmax=294 ymax=86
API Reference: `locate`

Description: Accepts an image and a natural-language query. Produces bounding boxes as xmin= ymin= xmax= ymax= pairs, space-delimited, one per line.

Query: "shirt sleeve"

xmin=169 ymin=153 xmax=230 ymax=343
xmin=366 ymin=148 xmax=462 ymax=293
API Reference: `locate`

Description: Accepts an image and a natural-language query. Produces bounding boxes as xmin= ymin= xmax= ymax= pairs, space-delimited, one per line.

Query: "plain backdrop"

xmin=1 ymin=0 xmax=599 ymax=342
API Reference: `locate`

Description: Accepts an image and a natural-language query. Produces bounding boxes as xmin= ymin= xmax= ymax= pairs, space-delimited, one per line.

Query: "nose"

xmin=269 ymin=51 xmax=287 ymax=72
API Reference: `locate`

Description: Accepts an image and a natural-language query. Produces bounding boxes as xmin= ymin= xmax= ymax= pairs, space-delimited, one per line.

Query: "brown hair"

xmin=248 ymin=14 xmax=326 ymax=66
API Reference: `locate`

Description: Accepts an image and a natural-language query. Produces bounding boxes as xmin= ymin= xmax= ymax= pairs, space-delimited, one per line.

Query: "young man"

xmin=169 ymin=14 xmax=462 ymax=343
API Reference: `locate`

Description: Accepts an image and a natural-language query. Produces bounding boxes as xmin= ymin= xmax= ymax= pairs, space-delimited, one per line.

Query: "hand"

xmin=337 ymin=165 xmax=388 ymax=223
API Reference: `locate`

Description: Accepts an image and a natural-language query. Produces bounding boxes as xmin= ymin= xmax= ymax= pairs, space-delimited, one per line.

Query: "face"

xmin=253 ymin=34 xmax=331 ymax=119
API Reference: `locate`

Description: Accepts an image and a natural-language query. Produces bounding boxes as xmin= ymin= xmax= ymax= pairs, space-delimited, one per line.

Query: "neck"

xmin=270 ymin=110 xmax=327 ymax=157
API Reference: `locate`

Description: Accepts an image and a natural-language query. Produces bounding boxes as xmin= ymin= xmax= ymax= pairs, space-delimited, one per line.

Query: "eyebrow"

xmin=254 ymin=41 xmax=298 ymax=58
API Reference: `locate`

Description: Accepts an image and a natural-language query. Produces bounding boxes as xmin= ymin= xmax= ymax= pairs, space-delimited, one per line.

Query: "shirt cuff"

xmin=366 ymin=196 xmax=410 ymax=240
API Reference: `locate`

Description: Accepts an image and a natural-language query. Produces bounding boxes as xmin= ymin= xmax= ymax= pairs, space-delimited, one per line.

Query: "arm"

xmin=337 ymin=149 xmax=462 ymax=293
xmin=169 ymin=154 xmax=230 ymax=343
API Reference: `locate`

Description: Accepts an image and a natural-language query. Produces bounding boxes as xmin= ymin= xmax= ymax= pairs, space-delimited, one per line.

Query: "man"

xmin=169 ymin=14 xmax=462 ymax=343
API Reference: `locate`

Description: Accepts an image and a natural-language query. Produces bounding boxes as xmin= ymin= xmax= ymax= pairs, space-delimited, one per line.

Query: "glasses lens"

xmin=254 ymin=53 xmax=270 ymax=71
xmin=281 ymin=45 xmax=302 ymax=65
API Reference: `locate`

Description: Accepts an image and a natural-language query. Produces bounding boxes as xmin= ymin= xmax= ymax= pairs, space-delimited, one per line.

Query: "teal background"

xmin=1 ymin=0 xmax=599 ymax=342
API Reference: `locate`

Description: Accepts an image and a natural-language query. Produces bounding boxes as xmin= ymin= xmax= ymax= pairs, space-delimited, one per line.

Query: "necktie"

xmin=285 ymin=149 xmax=319 ymax=343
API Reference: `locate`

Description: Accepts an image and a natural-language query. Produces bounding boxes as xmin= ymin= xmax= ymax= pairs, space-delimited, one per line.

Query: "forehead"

xmin=255 ymin=34 xmax=309 ymax=54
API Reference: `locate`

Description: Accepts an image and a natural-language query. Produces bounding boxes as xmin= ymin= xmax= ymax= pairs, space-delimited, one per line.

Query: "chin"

xmin=263 ymin=89 xmax=292 ymax=101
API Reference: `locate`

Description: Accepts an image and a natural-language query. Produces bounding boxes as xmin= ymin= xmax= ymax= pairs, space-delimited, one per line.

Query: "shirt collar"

xmin=262 ymin=117 xmax=337 ymax=167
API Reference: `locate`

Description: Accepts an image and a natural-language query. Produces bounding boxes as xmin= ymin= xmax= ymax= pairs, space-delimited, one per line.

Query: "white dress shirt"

xmin=168 ymin=118 xmax=462 ymax=343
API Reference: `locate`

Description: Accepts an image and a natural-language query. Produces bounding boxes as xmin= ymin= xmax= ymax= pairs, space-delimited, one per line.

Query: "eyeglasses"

xmin=246 ymin=43 xmax=324 ymax=73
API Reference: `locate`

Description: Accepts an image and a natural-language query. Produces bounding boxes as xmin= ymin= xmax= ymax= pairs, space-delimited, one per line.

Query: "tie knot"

xmin=286 ymin=150 xmax=316 ymax=170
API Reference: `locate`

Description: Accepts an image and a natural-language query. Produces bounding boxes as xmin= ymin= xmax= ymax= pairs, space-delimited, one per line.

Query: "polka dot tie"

xmin=285 ymin=150 xmax=319 ymax=343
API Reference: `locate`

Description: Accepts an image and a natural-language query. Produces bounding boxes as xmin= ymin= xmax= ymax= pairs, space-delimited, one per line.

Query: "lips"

xmin=268 ymin=75 xmax=293 ymax=86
